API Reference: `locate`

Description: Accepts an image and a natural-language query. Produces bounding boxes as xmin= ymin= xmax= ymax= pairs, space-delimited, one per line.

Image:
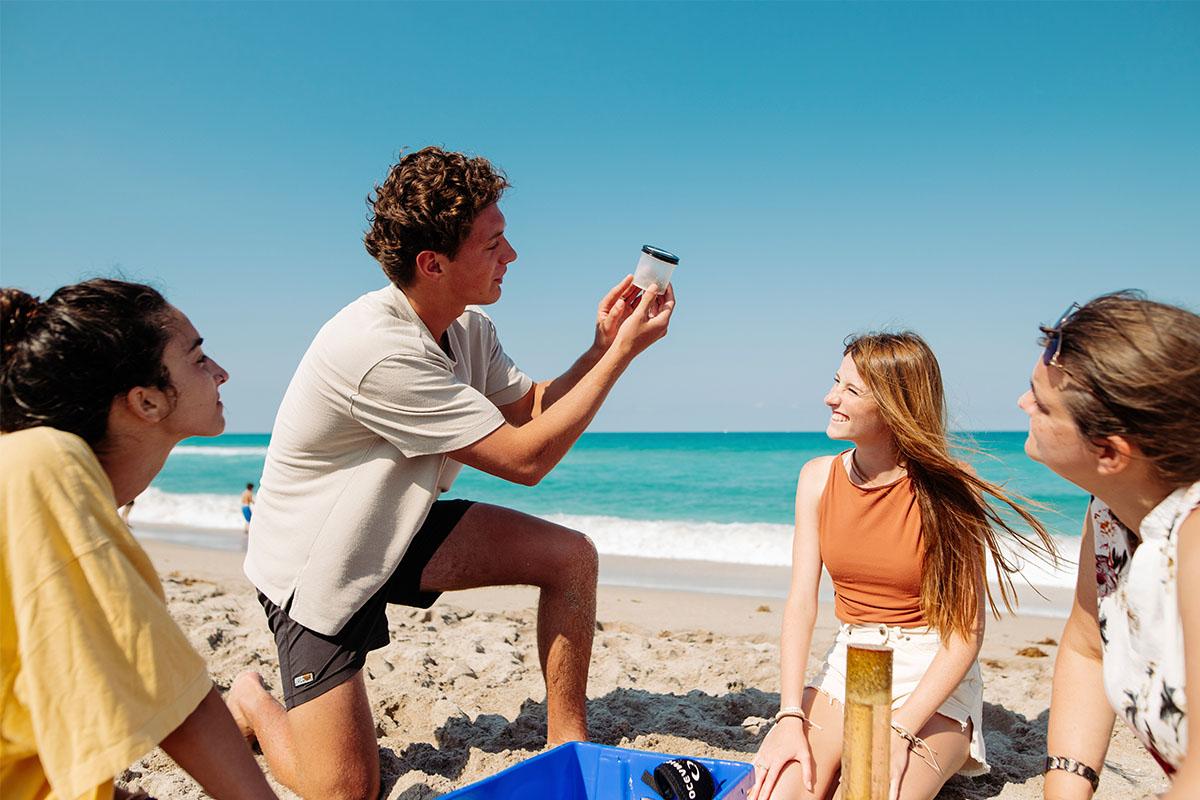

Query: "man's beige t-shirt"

xmin=0 ymin=428 xmax=212 ymax=800
xmin=244 ymin=285 xmax=532 ymax=635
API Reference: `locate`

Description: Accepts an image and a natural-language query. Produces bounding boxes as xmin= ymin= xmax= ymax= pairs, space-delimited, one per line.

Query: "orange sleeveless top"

xmin=818 ymin=452 xmax=926 ymax=627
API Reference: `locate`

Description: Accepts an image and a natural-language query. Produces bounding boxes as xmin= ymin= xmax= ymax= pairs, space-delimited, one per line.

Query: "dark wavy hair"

xmin=1041 ymin=291 xmax=1200 ymax=488
xmin=1 ymin=278 xmax=176 ymax=447
xmin=363 ymin=146 xmax=510 ymax=287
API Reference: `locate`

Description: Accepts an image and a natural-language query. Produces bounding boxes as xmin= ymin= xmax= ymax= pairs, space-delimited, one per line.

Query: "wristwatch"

xmin=1044 ymin=755 xmax=1100 ymax=792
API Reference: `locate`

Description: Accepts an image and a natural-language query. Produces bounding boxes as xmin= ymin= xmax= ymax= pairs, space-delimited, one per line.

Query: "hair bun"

xmin=1 ymin=288 xmax=43 ymax=362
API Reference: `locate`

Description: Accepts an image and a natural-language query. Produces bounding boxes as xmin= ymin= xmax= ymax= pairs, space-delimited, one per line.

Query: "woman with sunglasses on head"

xmin=1019 ymin=292 xmax=1200 ymax=800
xmin=750 ymin=332 xmax=1056 ymax=800
xmin=1 ymin=280 xmax=277 ymax=800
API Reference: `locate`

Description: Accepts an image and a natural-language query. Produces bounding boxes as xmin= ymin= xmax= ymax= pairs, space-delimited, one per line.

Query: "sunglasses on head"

xmin=1042 ymin=303 xmax=1081 ymax=369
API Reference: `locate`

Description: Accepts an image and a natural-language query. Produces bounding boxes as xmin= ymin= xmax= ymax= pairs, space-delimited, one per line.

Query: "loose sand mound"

xmin=118 ymin=571 xmax=1166 ymax=799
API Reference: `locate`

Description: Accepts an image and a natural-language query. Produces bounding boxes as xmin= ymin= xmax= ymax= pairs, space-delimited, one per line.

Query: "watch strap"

xmin=1044 ymin=755 xmax=1100 ymax=792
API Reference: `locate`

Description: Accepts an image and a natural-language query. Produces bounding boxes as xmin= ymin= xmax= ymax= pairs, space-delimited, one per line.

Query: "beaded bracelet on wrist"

xmin=890 ymin=722 xmax=942 ymax=775
xmin=772 ymin=706 xmax=823 ymax=730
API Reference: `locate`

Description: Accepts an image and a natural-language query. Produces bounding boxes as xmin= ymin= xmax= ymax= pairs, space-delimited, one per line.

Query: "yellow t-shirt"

xmin=1 ymin=428 xmax=212 ymax=800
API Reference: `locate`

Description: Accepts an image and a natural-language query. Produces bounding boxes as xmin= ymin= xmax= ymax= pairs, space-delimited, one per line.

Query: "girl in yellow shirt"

xmin=1 ymin=280 xmax=276 ymax=800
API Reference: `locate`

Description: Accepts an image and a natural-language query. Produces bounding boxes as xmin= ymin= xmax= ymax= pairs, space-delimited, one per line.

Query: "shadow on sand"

xmin=380 ymin=692 xmax=1065 ymax=799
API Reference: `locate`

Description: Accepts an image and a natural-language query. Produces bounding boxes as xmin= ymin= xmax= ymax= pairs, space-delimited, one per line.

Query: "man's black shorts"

xmin=257 ymin=499 xmax=475 ymax=709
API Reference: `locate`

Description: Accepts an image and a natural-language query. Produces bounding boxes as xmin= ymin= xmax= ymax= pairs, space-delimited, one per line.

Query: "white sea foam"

xmin=170 ymin=445 xmax=269 ymax=457
xmin=541 ymin=513 xmax=1078 ymax=589
xmin=543 ymin=514 xmax=795 ymax=566
xmin=128 ymin=490 xmax=1080 ymax=589
xmin=128 ymin=488 xmax=248 ymax=530
xmin=991 ymin=534 xmax=1079 ymax=591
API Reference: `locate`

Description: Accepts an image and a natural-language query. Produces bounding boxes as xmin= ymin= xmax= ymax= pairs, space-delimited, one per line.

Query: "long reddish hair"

xmin=846 ymin=332 xmax=1057 ymax=640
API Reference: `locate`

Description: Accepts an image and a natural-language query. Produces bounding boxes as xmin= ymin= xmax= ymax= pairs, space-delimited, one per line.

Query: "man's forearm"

xmin=457 ymin=344 xmax=634 ymax=486
xmin=519 ymin=346 xmax=630 ymax=476
xmin=534 ymin=345 xmax=605 ymax=417
xmin=456 ymin=285 xmax=674 ymax=485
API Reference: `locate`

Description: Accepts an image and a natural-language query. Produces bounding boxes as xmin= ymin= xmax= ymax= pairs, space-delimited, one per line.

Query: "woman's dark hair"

xmin=1 ymin=278 xmax=176 ymax=447
xmin=1042 ymin=291 xmax=1200 ymax=488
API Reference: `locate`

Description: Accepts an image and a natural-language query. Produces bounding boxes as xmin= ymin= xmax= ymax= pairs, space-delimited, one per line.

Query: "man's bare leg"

xmin=227 ymin=502 xmax=596 ymax=795
xmin=228 ymin=669 xmax=378 ymax=800
xmin=418 ymin=503 xmax=598 ymax=744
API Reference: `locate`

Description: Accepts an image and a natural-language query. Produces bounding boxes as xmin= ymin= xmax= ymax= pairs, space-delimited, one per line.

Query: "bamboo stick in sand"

xmin=842 ymin=644 xmax=893 ymax=800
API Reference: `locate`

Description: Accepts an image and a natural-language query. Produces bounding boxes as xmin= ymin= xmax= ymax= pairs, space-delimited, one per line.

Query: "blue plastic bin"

xmin=440 ymin=742 xmax=753 ymax=799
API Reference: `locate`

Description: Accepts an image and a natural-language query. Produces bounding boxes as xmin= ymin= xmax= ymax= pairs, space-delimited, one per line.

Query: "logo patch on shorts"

xmin=293 ymin=672 xmax=315 ymax=688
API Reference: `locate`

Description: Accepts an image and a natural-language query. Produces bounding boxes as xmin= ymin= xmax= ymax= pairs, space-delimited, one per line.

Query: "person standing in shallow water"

xmin=1018 ymin=292 xmax=1200 ymax=800
xmin=749 ymin=331 xmax=1056 ymax=800
xmin=0 ymin=279 xmax=277 ymax=800
xmin=230 ymin=146 xmax=676 ymax=800
xmin=240 ymin=482 xmax=254 ymax=533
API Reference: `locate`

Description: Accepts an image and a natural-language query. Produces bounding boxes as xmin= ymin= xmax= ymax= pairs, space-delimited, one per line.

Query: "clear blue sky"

xmin=3 ymin=2 xmax=1197 ymax=432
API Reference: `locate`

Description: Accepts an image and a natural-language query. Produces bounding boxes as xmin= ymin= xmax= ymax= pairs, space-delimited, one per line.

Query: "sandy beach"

xmin=121 ymin=538 xmax=1167 ymax=799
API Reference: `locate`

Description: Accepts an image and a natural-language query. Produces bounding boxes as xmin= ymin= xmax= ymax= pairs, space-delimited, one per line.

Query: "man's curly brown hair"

xmin=364 ymin=147 xmax=510 ymax=287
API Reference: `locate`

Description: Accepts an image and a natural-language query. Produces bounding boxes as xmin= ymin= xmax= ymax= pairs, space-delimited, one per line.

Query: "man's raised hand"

xmin=592 ymin=274 xmax=638 ymax=355
xmin=613 ymin=282 xmax=676 ymax=358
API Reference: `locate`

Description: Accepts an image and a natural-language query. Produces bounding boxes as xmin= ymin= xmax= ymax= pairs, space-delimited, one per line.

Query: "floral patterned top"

xmin=1091 ymin=481 xmax=1200 ymax=774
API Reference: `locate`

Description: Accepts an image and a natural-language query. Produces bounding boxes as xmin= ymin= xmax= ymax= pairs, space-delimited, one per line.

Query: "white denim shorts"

xmin=808 ymin=622 xmax=988 ymax=776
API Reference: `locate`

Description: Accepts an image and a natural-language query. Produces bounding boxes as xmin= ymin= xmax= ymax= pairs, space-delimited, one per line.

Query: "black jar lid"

xmin=641 ymin=245 xmax=680 ymax=265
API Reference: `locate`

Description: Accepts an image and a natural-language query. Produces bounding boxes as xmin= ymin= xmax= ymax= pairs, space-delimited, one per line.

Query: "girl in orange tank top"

xmin=818 ymin=450 xmax=925 ymax=627
xmin=749 ymin=332 xmax=1056 ymax=800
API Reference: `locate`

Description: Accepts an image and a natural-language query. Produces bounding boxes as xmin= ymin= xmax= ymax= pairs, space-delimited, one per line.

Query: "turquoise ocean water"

xmin=134 ymin=432 xmax=1086 ymax=587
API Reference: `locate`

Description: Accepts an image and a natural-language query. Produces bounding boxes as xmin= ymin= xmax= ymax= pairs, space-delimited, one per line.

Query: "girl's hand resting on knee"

xmin=748 ymin=717 xmax=815 ymax=800
xmin=889 ymin=736 xmax=912 ymax=800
